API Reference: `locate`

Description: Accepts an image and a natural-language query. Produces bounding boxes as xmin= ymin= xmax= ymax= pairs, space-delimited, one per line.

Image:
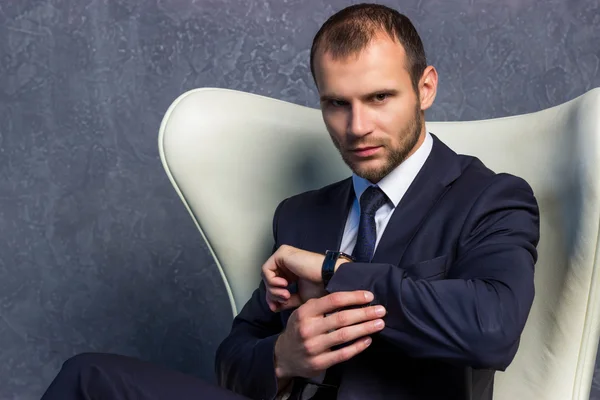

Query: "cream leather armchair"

xmin=158 ymin=87 xmax=600 ymax=399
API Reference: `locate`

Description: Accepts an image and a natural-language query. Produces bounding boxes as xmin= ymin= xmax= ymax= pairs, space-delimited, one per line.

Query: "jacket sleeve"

xmin=326 ymin=174 xmax=540 ymax=370
xmin=215 ymin=200 xmax=288 ymax=400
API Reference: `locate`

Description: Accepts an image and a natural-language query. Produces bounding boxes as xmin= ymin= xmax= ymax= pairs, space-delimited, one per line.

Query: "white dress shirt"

xmin=339 ymin=130 xmax=434 ymax=254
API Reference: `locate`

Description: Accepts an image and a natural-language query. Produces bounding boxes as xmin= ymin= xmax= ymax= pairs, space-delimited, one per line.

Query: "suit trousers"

xmin=40 ymin=353 xmax=249 ymax=400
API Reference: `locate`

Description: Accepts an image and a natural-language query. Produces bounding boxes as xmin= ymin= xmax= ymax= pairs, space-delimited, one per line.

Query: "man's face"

xmin=314 ymin=34 xmax=426 ymax=183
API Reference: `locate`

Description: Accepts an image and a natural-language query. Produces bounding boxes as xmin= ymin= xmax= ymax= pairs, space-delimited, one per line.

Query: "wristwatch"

xmin=322 ymin=250 xmax=355 ymax=286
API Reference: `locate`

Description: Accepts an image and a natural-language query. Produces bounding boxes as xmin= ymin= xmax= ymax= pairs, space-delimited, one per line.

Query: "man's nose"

xmin=348 ymin=104 xmax=373 ymax=137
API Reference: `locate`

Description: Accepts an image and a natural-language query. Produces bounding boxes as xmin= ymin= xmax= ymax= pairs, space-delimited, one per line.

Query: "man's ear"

xmin=418 ymin=66 xmax=438 ymax=111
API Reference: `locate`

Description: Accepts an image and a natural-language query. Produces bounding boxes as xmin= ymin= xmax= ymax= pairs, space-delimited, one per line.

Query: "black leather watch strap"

xmin=322 ymin=250 xmax=355 ymax=286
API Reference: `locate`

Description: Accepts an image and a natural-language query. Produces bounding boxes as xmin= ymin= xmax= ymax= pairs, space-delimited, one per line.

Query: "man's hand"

xmin=262 ymin=245 xmax=351 ymax=312
xmin=274 ymin=290 xmax=386 ymax=380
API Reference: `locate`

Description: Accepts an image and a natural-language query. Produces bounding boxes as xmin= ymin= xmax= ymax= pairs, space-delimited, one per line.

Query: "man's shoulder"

xmin=431 ymin=134 xmax=534 ymax=196
xmin=453 ymin=153 xmax=536 ymax=202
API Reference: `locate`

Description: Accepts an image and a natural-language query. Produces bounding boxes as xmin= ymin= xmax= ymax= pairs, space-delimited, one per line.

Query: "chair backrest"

xmin=158 ymin=87 xmax=600 ymax=400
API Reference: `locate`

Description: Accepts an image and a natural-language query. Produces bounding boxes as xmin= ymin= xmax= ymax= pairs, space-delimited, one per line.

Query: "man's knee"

xmin=61 ymin=352 xmax=111 ymax=374
xmin=42 ymin=353 xmax=130 ymax=399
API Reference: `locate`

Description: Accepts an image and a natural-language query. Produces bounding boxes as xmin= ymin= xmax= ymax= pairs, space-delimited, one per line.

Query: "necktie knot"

xmin=359 ymin=186 xmax=388 ymax=216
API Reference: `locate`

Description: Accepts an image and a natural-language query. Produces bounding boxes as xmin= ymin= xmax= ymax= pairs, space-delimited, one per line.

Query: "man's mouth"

xmin=351 ymin=146 xmax=382 ymax=158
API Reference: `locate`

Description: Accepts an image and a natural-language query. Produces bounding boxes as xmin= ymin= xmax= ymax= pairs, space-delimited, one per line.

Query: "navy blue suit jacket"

xmin=216 ymin=135 xmax=540 ymax=400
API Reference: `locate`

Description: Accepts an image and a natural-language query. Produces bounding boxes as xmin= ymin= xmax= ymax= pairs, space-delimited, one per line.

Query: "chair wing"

xmin=159 ymin=87 xmax=600 ymax=400
xmin=159 ymin=88 xmax=351 ymax=315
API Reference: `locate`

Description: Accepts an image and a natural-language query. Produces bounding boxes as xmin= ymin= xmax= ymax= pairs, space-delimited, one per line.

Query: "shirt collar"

xmin=352 ymin=129 xmax=433 ymax=208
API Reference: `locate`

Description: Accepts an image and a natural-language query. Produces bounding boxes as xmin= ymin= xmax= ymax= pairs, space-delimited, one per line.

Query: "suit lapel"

xmin=370 ymin=134 xmax=463 ymax=265
xmin=301 ymin=178 xmax=354 ymax=255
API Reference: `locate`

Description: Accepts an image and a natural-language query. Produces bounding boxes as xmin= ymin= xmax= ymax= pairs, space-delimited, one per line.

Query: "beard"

xmin=331 ymin=102 xmax=423 ymax=183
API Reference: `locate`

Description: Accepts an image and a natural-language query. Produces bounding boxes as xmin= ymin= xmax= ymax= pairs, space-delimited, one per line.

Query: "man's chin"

xmin=341 ymin=153 xmax=388 ymax=180
xmin=350 ymin=164 xmax=389 ymax=183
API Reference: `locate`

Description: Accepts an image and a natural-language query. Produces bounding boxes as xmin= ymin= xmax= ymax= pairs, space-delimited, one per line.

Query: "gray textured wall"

xmin=1 ymin=0 xmax=599 ymax=399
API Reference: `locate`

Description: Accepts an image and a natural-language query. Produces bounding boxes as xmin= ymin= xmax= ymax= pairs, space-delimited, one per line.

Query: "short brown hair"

xmin=310 ymin=3 xmax=427 ymax=92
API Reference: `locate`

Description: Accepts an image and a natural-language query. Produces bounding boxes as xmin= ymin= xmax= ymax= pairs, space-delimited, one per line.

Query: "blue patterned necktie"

xmin=307 ymin=186 xmax=390 ymax=400
xmin=352 ymin=185 xmax=389 ymax=263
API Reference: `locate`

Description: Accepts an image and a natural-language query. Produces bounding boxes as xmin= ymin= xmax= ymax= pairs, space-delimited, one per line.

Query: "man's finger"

xmin=323 ymin=319 xmax=384 ymax=350
xmin=322 ymin=305 xmax=386 ymax=332
xmin=266 ymin=276 xmax=289 ymax=288
xmin=309 ymin=291 xmax=375 ymax=316
xmin=262 ymin=256 xmax=295 ymax=284
xmin=261 ymin=258 xmax=279 ymax=279
xmin=307 ymin=318 xmax=384 ymax=355
xmin=266 ymin=297 xmax=280 ymax=312
xmin=269 ymin=287 xmax=291 ymax=302
xmin=267 ymin=302 xmax=277 ymax=312
xmin=312 ymin=336 xmax=373 ymax=371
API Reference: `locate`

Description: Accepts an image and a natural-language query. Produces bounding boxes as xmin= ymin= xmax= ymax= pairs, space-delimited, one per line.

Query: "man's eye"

xmin=331 ymin=100 xmax=347 ymax=107
xmin=374 ymin=93 xmax=389 ymax=102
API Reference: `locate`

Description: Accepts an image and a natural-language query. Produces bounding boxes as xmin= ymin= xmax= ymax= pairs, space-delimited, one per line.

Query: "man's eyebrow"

xmin=319 ymin=89 xmax=399 ymax=102
xmin=319 ymin=93 xmax=342 ymax=102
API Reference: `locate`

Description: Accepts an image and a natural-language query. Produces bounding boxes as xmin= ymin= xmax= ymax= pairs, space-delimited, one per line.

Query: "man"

xmin=216 ymin=3 xmax=539 ymax=400
xmin=41 ymin=3 xmax=539 ymax=400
